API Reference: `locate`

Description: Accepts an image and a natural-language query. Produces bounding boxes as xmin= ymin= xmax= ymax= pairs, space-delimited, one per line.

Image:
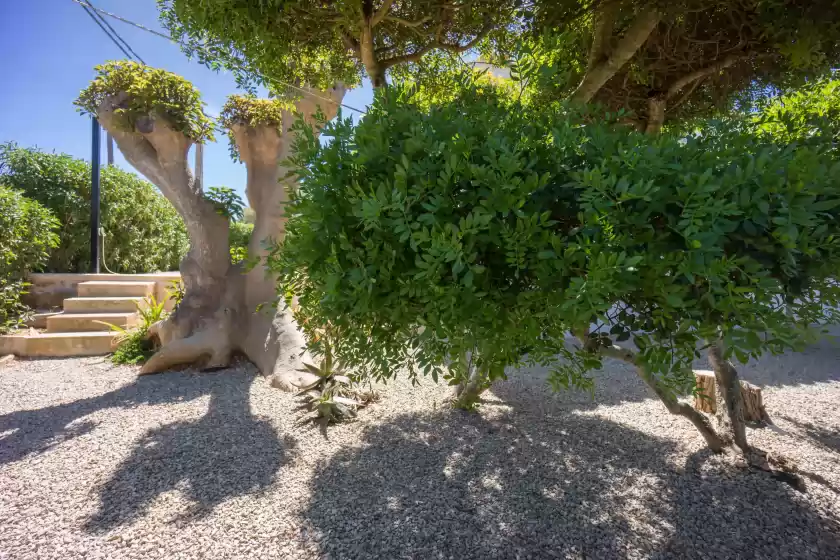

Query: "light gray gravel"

xmin=0 ymin=347 xmax=839 ymax=560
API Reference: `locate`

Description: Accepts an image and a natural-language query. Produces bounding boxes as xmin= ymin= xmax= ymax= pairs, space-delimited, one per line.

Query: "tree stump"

xmin=693 ymin=370 xmax=768 ymax=422
xmin=694 ymin=370 xmax=717 ymax=413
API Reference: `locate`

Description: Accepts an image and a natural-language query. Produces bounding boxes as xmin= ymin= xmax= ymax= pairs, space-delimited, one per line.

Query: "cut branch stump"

xmin=693 ymin=370 xmax=768 ymax=422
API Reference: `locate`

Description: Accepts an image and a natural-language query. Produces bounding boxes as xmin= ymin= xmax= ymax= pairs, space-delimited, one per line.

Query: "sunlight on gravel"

xmin=1 ymin=349 xmax=839 ymax=560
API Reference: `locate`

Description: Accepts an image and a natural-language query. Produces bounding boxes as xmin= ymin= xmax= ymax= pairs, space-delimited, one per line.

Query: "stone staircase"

xmin=0 ymin=280 xmax=157 ymax=358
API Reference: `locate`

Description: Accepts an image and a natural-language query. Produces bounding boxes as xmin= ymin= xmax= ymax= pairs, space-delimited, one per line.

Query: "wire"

xmin=86 ymin=0 xmax=146 ymax=64
xmin=78 ymin=3 xmax=134 ymax=61
xmin=72 ymin=0 xmax=173 ymax=40
xmin=70 ymin=0 xmax=367 ymax=115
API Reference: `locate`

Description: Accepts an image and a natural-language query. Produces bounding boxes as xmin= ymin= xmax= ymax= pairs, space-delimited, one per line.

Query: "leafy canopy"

xmin=158 ymin=0 xmax=519 ymax=89
xmin=511 ymin=0 xmax=840 ymax=130
xmin=75 ymin=60 xmax=215 ymax=142
xmin=274 ymin=80 xmax=840 ymax=394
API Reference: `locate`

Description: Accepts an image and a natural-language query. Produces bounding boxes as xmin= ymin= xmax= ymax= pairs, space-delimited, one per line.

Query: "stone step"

xmin=46 ymin=312 xmax=137 ymax=333
xmin=0 ymin=331 xmax=116 ymax=357
xmin=77 ymin=281 xmax=155 ymax=298
xmin=24 ymin=310 xmax=62 ymax=329
xmin=63 ymin=296 xmax=146 ymax=313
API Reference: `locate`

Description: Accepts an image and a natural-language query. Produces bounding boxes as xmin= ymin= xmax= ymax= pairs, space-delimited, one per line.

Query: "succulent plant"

xmin=293 ymin=337 xmax=375 ymax=433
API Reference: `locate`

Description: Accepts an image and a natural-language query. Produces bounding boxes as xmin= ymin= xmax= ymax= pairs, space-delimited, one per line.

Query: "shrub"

xmin=109 ymin=295 xmax=167 ymax=365
xmin=275 ymin=83 xmax=840 ymax=407
xmin=229 ymin=221 xmax=253 ymax=264
xmin=0 ymin=186 xmax=59 ymax=333
xmin=0 ymin=143 xmax=189 ymax=273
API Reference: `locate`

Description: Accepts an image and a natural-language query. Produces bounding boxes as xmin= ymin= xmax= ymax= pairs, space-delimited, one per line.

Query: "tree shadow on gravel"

xmin=491 ymin=326 xmax=840 ymax=412
xmin=778 ymin=414 xmax=840 ymax=455
xmin=302 ymin=408 xmax=840 ymax=559
xmin=84 ymin=368 xmax=290 ymax=531
xmin=0 ymin=366 xmax=225 ymax=467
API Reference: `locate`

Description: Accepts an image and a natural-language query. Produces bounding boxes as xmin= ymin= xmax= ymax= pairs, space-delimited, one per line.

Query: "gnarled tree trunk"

xmin=707 ymin=341 xmax=750 ymax=452
xmin=96 ymin=87 xmax=345 ymax=390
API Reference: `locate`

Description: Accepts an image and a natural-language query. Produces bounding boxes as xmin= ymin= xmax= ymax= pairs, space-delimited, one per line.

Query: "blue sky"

xmin=0 ymin=0 xmax=374 ymax=199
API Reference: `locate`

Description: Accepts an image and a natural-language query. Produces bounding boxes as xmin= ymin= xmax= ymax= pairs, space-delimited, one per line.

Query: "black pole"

xmin=90 ymin=117 xmax=101 ymax=273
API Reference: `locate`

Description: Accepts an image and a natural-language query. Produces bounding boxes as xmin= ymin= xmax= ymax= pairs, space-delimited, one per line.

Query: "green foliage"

xmin=229 ymin=221 xmax=253 ymax=265
xmin=109 ymin=295 xmax=167 ymax=365
xmin=75 ymin=61 xmax=215 ymax=142
xmin=0 ymin=281 xmax=34 ymax=335
xmin=220 ymin=95 xmax=293 ymax=129
xmin=158 ymin=0 xmax=515 ymax=90
xmin=753 ymin=75 xmax=840 ymax=151
xmin=166 ymin=279 xmax=185 ymax=309
xmin=0 ymin=143 xmax=188 ymax=273
xmin=505 ymin=1 xmax=840 ymax=128
xmin=0 ymin=186 xmax=59 ymax=333
xmin=205 ymin=186 xmax=245 ymax=221
xmin=275 ymin=82 xmax=840 ymax=397
xmin=219 ymin=95 xmax=296 ymax=160
xmin=294 ymin=334 xmax=375 ymax=430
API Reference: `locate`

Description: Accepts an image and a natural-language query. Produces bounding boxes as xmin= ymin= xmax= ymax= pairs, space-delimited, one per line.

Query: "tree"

xmin=275 ymin=79 xmax=840 ymax=457
xmin=76 ymin=61 xmax=344 ymax=389
xmin=158 ymin=0 xmax=521 ymax=89
xmin=511 ymin=0 xmax=840 ymax=132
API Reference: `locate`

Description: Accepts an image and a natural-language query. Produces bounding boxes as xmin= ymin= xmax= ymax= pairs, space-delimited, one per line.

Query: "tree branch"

xmin=340 ymin=29 xmax=361 ymax=56
xmin=438 ymin=19 xmax=494 ymax=54
xmin=379 ymin=43 xmax=436 ymax=68
xmin=665 ymin=53 xmax=748 ymax=99
xmin=587 ymin=0 xmax=619 ymax=70
xmin=571 ymin=9 xmax=661 ymax=104
xmin=371 ymin=0 xmax=395 ymax=27
xmin=385 ymin=15 xmax=432 ymax=28
xmin=668 ymin=77 xmax=703 ymax=111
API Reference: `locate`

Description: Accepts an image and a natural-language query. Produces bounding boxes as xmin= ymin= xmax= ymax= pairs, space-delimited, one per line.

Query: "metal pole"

xmin=195 ymin=142 xmax=204 ymax=187
xmin=106 ymin=132 xmax=114 ymax=165
xmin=90 ymin=117 xmax=101 ymax=273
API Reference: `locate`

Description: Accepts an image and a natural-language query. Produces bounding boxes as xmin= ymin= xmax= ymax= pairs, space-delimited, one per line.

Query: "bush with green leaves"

xmin=0 ymin=143 xmax=188 ymax=273
xmin=75 ymin=60 xmax=214 ymax=142
xmin=275 ymin=83 xmax=840 ymax=436
xmin=0 ymin=186 xmax=59 ymax=333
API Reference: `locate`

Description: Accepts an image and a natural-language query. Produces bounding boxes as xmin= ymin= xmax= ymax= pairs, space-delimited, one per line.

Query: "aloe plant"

xmin=293 ymin=337 xmax=374 ymax=431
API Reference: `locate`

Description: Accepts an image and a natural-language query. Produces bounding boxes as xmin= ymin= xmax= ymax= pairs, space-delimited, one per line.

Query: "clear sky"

xmin=0 ymin=0 xmax=374 ymax=199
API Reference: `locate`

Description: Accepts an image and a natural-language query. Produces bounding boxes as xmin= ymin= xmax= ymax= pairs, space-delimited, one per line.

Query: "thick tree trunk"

xmin=96 ymin=87 xmax=345 ymax=389
xmin=571 ymin=9 xmax=661 ymax=104
xmin=707 ymin=341 xmax=750 ymax=451
xmin=232 ymin=123 xmax=312 ymax=390
xmin=454 ymin=363 xmax=489 ymax=410
xmin=645 ymin=95 xmax=667 ymax=134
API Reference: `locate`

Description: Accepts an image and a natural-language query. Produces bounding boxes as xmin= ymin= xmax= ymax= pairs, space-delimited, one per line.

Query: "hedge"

xmin=0 ymin=143 xmax=188 ymax=273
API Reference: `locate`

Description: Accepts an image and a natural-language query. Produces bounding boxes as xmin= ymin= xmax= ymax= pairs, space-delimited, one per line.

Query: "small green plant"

xmin=293 ymin=335 xmax=374 ymax=432
xmin=205 ymin=186 xmax=245 ymax=222
xmin=166 ymin=279 xmax=185 ymax=309
xmin=228 ymin=221 xmax=253 ymax=264
xmin=1 ymin=281 xmax=34 ymax=335
xmin=107 ymin=295 xmax=167 ymax=365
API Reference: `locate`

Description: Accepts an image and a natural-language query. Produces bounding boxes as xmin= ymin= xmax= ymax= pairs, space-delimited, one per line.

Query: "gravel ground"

xmin=1 ymin=343 xmax=839 ymax=560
